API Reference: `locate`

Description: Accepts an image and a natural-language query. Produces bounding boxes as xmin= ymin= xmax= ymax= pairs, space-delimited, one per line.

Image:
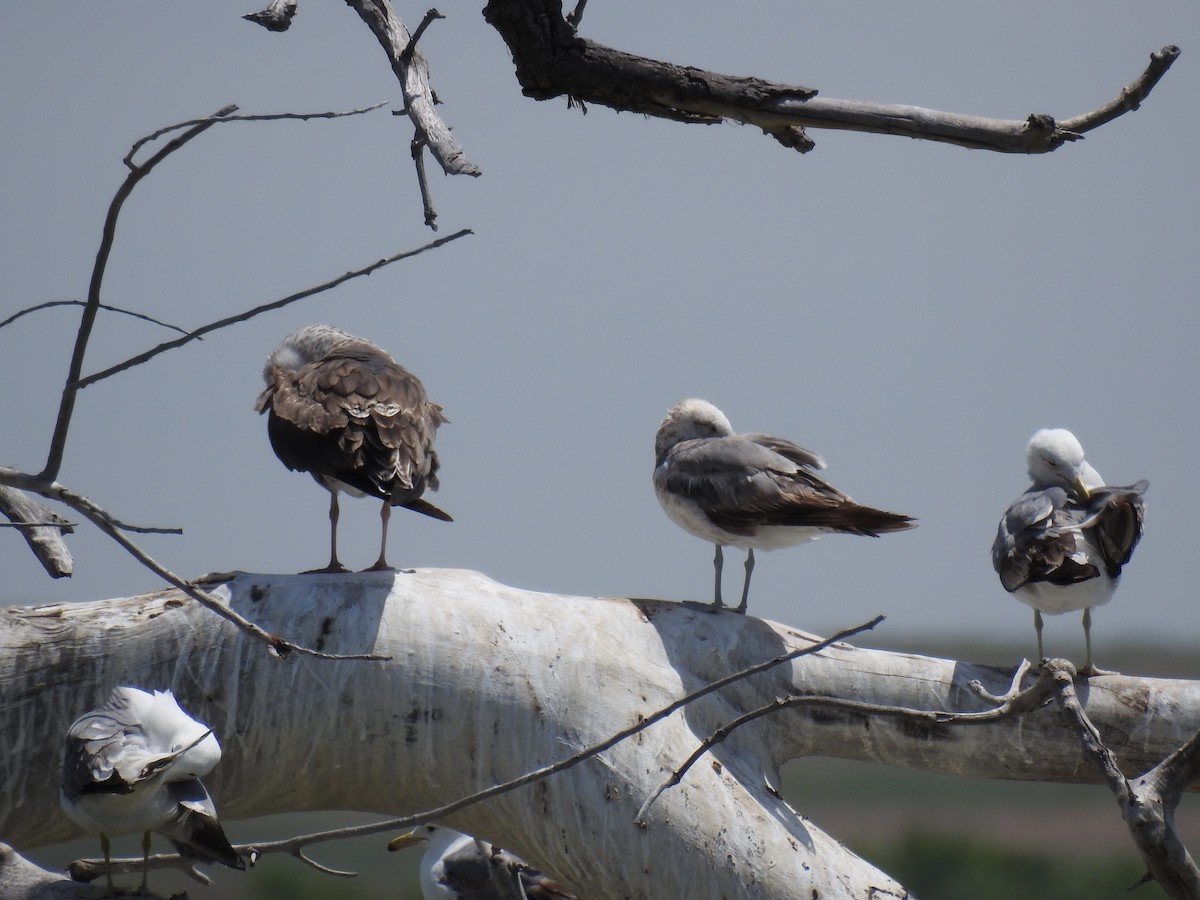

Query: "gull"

xmin=256 ymin=324 xmax=450 ymax=573
xmin=653 ymin=398 xmax=917 ymax=613
xmin=60 ymin=686 xmax=243 ymax=895
xmin=388 ymin=824 xmax=576 ymax=900
xmin=992 ymin=428 xmax=1147 ymax=674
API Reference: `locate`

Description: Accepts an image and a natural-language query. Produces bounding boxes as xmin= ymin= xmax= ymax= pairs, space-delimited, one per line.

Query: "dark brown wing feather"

xmin=257 ymin=348 xmax=448 ymax=513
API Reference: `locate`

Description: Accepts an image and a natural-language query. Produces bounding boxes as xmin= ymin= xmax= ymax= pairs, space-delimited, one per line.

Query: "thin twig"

xmin=73 ymin=229 xmax=472 ymax=390
xmin=69 ymin=852 xmax=214 ymax=886
xmin=58 ymin=617 xmax=887 ymax=880
xmin=411 ymin=134 xmax=438 ymax=230
xmin=0 ymin=300 xmax=193 ymax=336
xmin=401 ymin=9 xmax=445 ymax=66
xmin=1060 ymin=46 xmax=1182 ymax=135
xmin=211 ymin=617 xmax=890 ymax=856
xmin=635 ymin=660 xmax=1058 ymax=823
xmin=565 ymin=0 xmax=588 ymax=30
xmin=40 ymin=106 xmax=238 ymax=483
xmin=0 ymin=468 xmax=389 ymax=662
xmin=125 ymin=104 xmax=387 ymax=168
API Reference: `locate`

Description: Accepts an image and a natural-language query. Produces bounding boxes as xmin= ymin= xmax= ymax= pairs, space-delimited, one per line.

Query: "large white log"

xmin=2 ymin=570 xmax=1198 ymax=898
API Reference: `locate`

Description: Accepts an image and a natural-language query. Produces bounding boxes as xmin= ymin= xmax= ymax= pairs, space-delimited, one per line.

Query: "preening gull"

xmin=653 ymin=399 xmax=916 ymax=614
xmin=256 ymin=324 xmax=450 ymax=573
xmin=388 ymin=825 xmax=576 ymax=899
xmin=60 ymin=686 xmax=243 ymax=895
xmin=992 ymin=428 xmax=1147 ymax=673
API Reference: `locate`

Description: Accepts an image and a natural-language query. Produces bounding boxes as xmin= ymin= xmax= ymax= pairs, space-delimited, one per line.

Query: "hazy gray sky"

xmin=2 ymin=2 xmax=1197 ymax=667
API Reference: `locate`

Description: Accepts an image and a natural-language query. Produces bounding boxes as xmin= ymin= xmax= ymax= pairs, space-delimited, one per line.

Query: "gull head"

xmin=1025 ymin=428 xmax=1098 ymax=498
xmin=261 ymin=324 xmax=385 ymax=381
xmin=655 ymin=399 xmax=734 ymax=460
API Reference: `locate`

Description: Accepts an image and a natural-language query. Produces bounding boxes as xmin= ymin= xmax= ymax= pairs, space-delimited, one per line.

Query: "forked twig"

xmin=635 ymin=659 xmax=1055 ymax=823
xmin=40 ymin=105 xmax=237 ymax=482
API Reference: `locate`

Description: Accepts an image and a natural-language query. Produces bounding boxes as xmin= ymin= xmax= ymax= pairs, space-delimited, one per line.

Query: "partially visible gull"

xmin=653 ymin=398 xmax=916 ymax=614
xmin=60 ymin=686 xmax=243 ymax=895
xmin=256 ymin=324 xmax=450 ymax=573
xmin=992 ymin=428 xmax=1147 ymax=674
xmin=388 ymin=825 xmax=576 ymax=900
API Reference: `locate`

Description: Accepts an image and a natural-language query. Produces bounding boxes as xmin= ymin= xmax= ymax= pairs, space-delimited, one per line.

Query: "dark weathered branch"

xmin=0 ymin=486 xmax=73 ymax=578
xmin=482 ymin=0 xmax=1179 ymax=154
xmin=1049 ymin=659 xmax=1200 ymax=899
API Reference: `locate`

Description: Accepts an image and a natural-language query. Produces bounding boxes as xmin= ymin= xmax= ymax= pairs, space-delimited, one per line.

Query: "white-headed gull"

xmin=654 ymin=398 xmax=916 ymax=614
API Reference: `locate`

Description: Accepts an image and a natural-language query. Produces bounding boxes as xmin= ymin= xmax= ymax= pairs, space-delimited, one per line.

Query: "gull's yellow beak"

xmin=1071 ymin=475 xmax=1091 ymax=501
xmin=387 ymin=830 xmax=429 ymax=852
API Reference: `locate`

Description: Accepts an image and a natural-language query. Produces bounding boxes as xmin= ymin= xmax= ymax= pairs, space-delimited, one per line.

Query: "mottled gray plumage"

xmin=992 ymin=428 xmax=1147 ymax=672
xmin=256 ymin=324 xmax=449 ymax=572
xmin=61 ymin=687 xmax=242 ymax=895
xmin=653 ymin=398 xmax=915 ymax=613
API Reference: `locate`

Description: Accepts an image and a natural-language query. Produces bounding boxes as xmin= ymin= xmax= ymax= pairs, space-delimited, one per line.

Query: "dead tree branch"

xmin=0 ymin=486 xmax=73 ymax=578
xmin=242 ymin=0 xmax=297 ymax=33
xmin=0 ymin=469 xmax=388 ymax=662
xmin=346 ymin=1 xmax=480 ymax=178
xmin=1048 ymin=659 xmax=1200 ymax=899
xmin=6 ymin=574 xmax=1200 ymax=897
xmin=482 ymin=0 xmax=1180 ymax=154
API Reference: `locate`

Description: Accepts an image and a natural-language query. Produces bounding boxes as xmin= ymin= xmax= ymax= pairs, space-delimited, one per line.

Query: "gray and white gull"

xmin=653 ymin=398 xmax=916 ymax=614
xmin=992 ymin=428 xmax=1147 ymax=673
xmin=389 ymin=824 xmax=576 ymax=900
xmin=60 ymin=686 xmax=242 ymax=895
xmin=256 ymin=324 xmax=450 ymax=573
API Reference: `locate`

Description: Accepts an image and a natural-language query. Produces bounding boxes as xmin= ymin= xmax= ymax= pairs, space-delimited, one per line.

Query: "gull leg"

xmin=733 ymin=548 xmax=755 ymax=614
xmin=307 ymin=492 xmax=350 ymax=574
xmin=140 ymin=830 xmax=151 ymax=895
xmin=685 ymin=545 xmax=725 ymax=613
xmin=101 ymin=832 xmax=114 ymax=896
xmin=366 ymin=501 xmax=394 ymax=571
xmin=1078 ymin=607 xmax=1113 ymax=676
xmin=1034 ymin=609 xmax=1044 ymax=662
xmin=713 ymin=544 xmax=724 ymax=608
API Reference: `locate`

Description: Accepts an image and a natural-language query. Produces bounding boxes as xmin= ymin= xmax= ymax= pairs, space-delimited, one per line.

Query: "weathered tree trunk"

xmin=3 ymin=570 xmax=1198 ymax=898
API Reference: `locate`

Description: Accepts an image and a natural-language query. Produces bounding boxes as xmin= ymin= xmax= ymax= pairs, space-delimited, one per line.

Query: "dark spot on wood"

xmin=711 ymin=760 xmax=723 ymax=774
xmin=250 ymin=584 xmax=267 ymax=601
